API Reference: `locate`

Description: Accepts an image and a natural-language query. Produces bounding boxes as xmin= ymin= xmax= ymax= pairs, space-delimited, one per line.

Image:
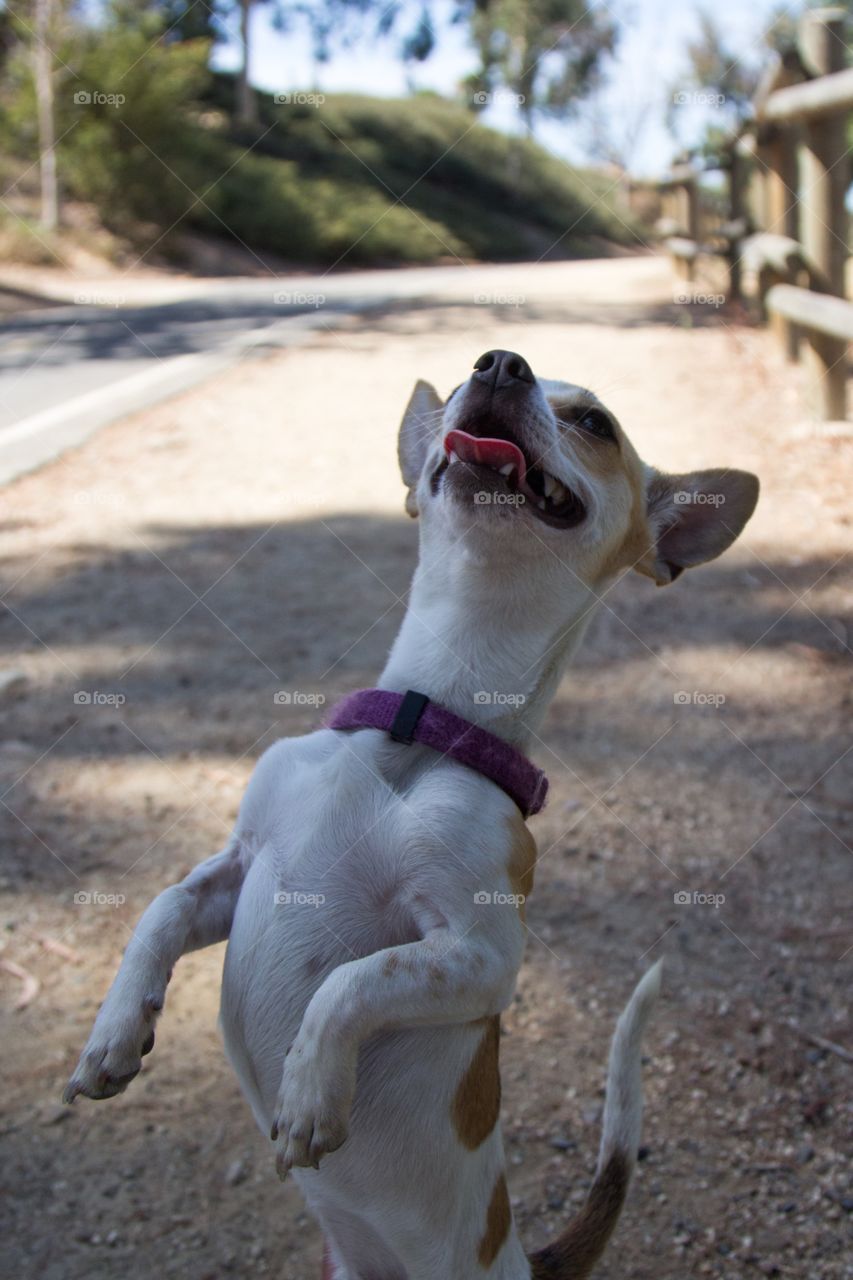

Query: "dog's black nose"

xmin=473 ymin=350 xmax=535 ymax=389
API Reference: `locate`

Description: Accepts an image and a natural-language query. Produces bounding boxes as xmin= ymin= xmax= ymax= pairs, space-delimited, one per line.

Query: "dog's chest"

xmin=270 ymin=798 xmax=439 ymax=956
xmin=239 ymin=733 xmax=522 ymax=958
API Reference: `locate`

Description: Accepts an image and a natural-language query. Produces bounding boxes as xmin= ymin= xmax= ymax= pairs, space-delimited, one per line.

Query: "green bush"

xmin=0 ymin=11 xmax=637 ymax=268
xmin=191 ymin=84 xmax=635 ymax=265
xmin=200 ymin=148 xmax=464 ymax=265
xmin=59 ymin=30 xmax=212 ymax=235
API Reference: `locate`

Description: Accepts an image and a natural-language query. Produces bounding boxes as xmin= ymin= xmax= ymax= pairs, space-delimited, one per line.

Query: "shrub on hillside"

xmin=0 ymin=12 xmax=637 ymax=268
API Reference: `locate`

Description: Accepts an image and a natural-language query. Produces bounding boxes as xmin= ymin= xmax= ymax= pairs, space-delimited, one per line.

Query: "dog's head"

xmin=399 ymin=349 xmax=758 ymax=591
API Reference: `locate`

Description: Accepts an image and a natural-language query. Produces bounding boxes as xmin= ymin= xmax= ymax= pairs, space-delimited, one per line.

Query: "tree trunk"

xmin=34 ymin=0 xmax=58 ymax=230
xmin=236 ymin=0 xmax=257 ymax=126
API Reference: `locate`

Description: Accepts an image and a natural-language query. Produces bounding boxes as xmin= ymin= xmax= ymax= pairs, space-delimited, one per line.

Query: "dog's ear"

xmin=399 ymin=380 xmax=443 ymax=517
xmin=635 ymin=468 xmax=759 ymax=586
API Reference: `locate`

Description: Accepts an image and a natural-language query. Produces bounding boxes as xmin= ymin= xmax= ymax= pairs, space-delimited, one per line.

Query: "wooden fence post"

xmin=798 ymin=7 xmax=849 ymax=418
xmin=727 ymin=142 xmax=746 ymax=301
xmin=678 ymin=180 xmax=699 ymax=281
xmin=765 ymin=130 xmax=802 ymax=358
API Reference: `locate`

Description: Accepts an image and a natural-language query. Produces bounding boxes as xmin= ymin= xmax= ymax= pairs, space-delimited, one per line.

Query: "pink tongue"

xmin=444 ymin=429 xmax=526 ymax=477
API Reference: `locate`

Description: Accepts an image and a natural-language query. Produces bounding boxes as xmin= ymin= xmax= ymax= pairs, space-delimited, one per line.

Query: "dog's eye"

xmin=577 ymin=409 xmax=615 ymax=441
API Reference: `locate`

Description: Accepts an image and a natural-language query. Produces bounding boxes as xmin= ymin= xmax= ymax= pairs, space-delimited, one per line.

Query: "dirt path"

xmin=1 ymin=257 xmax=850 ymax=1280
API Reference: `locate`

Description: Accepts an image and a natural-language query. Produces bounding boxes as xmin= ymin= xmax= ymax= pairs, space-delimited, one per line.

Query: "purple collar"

xmin=326 ymin=688 xmax=548 ymax=818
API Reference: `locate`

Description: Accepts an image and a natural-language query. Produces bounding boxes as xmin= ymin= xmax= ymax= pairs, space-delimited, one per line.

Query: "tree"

xmin=4 ymin=0 xmax=76 ymax=229
xmin=667 ymin=9 xmax=764 ymax=161
xmin=666 ymin=3 xmax=852 ymax=167
xmin=684 ymin=10 xmax=761 ymax=121
xmin=448 ymin=0 xmax=616 ymax=136
xmin=235 ymin=0 xmax=257 ymax=124
xmin=157 ymin=0 xmax=221 ymax=42
xmin=219 ymin=0 xmax=378 ymax=128
xmin=33 ymin=0 xmax=59 ymax=229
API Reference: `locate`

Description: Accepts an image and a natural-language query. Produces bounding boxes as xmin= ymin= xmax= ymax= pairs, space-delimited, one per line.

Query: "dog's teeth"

xmin=499 ymin=463 xmax=514 ymax=476
xmin=542 ymin=473 xmax=556 ymax=497
xmin=551 ymin=481 xmax=566 ymax=504
xmin=448 ymin=450 xmax=457 ymax=464
xmin=537 ymin=499 xmax=546 ymax=510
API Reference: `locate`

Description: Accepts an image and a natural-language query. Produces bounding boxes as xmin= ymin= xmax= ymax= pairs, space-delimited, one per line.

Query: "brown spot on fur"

xmin=529 ymin=1148 xmax=631 ymax=1279
xmin=542 ymin=388 xmax=656 ymax=585
xmin=505 ymin=813 xmax=536 ymax=921
xmin=383 ymin=952 xmax=400 ymax=976
xmin=452 ymin=1016 xmax=501 ymax=1149
xmin=478 ymin=1173 xmax=511 ymax=1267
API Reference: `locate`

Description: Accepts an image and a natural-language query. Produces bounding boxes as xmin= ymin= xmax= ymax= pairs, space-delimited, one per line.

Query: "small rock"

xmin=224 ymin=1157 xmax=247 ymax=1187
xmin=0 ymin=670 xmax=27 ymax=700
xmin=41 ymin=1106 xmax=72 ymax=1127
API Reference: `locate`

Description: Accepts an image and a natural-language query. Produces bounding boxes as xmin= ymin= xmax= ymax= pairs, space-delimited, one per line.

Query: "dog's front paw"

xmin=63 ymin=992 xmax=161 ymax=1103
xmin=270 ymin=1035 xmax=356 ymax=1178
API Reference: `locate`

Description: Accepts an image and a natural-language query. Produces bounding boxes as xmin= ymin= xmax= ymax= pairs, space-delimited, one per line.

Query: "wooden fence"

xmin=658 ymin=6 xmax=852 ymax=420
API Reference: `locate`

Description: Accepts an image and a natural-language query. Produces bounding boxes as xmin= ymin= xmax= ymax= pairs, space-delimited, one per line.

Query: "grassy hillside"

xmin=0 ymin=32 xmax=637 ymax=272
xmin=192 ymin=82 xmax=636 ymax=267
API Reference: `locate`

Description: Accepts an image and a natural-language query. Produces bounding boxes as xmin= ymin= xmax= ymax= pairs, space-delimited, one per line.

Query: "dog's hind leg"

xmin=64 ymin=836 xmax=245 ymax=1103
xmin=297 ymin=1190 xmax=407 ymax=1280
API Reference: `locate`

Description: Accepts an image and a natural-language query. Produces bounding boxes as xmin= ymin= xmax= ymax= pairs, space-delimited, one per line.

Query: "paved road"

xmin=0 ymin=274 xmax=398 ymax=484
xmin=0 ymin=258 xmax=665 ymax=485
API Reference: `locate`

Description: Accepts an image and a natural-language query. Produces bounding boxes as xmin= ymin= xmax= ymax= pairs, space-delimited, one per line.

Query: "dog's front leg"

xmin=272 ymin=916 xmax=519 ymax=1177
xmin=64 ymin=838 xmax=244 ymax=1103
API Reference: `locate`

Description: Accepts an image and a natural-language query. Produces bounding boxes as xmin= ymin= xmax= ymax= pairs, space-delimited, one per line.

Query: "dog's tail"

xmin=528 ymin=961 xmax=662 ymax=1280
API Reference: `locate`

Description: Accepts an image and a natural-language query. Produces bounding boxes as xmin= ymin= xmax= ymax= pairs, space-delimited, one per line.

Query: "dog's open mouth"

xmin=440 ymin=429 xmax=586 ymax=529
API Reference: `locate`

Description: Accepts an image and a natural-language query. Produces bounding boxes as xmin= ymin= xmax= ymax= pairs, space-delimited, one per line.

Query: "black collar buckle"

xmin=388 ymin=689 xmax=430 ymax=745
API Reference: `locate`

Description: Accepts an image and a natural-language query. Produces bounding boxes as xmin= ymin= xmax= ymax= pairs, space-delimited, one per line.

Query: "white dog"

xmin=65 ymin=350 xmax=759 ymax=1279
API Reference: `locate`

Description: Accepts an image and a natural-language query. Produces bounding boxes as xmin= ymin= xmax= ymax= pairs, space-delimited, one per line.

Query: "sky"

xmin=212 ymin=0 xmax=796 ymax=178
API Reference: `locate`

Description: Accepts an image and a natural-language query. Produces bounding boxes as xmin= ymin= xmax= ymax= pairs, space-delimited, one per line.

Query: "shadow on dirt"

xmin=1 ymin=511 xmax=848 ymax=899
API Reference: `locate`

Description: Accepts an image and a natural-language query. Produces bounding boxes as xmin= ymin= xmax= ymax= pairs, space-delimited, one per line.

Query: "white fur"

xmin=66 ymin=353 xmax=759 ymax=1278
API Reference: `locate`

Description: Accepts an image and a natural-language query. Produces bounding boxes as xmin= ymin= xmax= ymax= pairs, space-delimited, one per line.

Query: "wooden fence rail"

xmin=657 ymin=6 xmax=852 ymax=420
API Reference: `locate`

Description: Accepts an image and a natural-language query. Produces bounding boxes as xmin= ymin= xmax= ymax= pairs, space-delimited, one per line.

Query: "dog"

xmin=65 ymin=349 xmax=759 ymax=1279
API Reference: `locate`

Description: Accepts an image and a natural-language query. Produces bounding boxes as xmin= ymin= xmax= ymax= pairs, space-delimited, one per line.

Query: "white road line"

xmin=0 ymin=351 xmax=207 ymax=447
